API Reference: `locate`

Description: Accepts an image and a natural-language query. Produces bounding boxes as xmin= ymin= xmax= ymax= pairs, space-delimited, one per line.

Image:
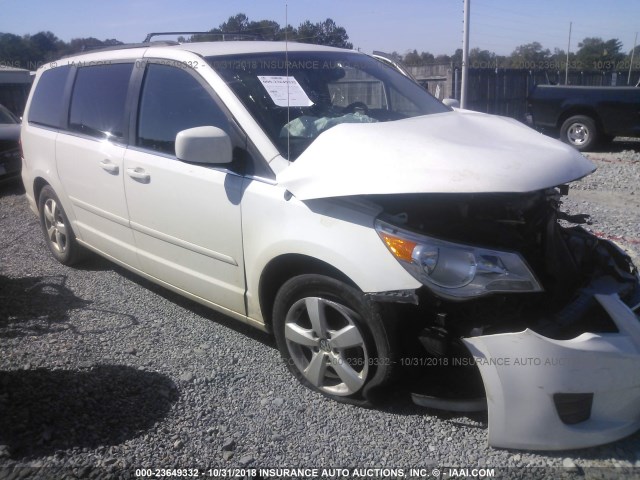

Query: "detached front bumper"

xmin=464 ymin=292 xmax=640 ymax=450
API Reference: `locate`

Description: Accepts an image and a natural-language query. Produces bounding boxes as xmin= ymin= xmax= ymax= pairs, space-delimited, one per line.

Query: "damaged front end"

xmin=370 ymin=187 xmax=640 ymax=450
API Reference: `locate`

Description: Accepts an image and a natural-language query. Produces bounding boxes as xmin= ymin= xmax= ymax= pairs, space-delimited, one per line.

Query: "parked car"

xmin=0 ymin=103 xmax=21 ymax=182
xmin=527 ymin=84 xmax=640 ymax=151
xmin=21 ymin=39 xmax=640 ymax=450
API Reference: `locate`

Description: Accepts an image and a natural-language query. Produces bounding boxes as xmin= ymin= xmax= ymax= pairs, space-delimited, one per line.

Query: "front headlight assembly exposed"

xmin=375 ymin=219 xmax=542 ymax=300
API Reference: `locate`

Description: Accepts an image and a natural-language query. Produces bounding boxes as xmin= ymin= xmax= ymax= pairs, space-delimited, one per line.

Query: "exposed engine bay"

xmin=369 ymin=187 xmax=639 ymax=337
xmin=364 ymin=187 xmax=640 ymax=423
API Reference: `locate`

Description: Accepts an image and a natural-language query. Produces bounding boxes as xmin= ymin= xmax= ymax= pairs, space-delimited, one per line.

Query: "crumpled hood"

xmin=277 ymin=110 xmax=595 ymax=200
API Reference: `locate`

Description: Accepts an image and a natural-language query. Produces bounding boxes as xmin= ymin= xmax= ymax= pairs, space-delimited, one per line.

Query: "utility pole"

xmin=461 ymin=0 xmax=470 ymax=108
xmin=629 ymin=32 xmax=638 ymax=85
xmin=565 ymin=22 xmax=572 ymax=85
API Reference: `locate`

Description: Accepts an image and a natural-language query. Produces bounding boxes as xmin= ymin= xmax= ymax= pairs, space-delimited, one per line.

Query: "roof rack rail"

xmin=143 ymin=31 xmax=263 ymax=42
xmin=60 ymin=41 xmax=179 ymax=59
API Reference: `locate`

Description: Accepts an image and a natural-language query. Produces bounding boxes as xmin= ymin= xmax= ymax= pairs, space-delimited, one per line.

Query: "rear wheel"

xmin=560 ymin=115 xmax=598 ymax=151
xmin=273 ymin=274 xmax=394 ymax=403
xmin=38 ymin=185 xmax=84 ymax=265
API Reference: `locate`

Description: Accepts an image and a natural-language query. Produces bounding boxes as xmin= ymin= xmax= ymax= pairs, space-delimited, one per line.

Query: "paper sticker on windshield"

xmin=258 ymin=76 xmax=314 ymax=107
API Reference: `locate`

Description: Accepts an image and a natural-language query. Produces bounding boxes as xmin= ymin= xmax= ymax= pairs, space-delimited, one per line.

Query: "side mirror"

xmin=175 ymin=126 xmax=232 ymax=164
xmin=442 ymin=98 xmax=460 ymax=108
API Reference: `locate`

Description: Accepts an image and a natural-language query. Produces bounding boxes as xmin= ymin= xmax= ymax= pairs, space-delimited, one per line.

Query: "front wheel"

xmin=273 ymin=274 xmax=395 ymax=404
xmin=560 ymin=115 xmax=598 ymax=151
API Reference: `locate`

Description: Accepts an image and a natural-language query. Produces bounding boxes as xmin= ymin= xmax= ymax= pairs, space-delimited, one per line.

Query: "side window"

xmin=28 ymin=66 xmax=71 ymax=128
xmin=327 ymin=68 xmax=388 ymax=109
xmin=389 ymin=87 xmax=422 ymax=116
xmin=69 ymin=63 xmax=133 ymax=139
xmin=137 ymin=64 xmax=228 ymax=156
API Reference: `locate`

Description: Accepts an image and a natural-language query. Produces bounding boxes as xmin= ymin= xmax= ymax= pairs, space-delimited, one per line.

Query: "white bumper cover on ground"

xmin=464 ymin=293 xmax=640 ymax=450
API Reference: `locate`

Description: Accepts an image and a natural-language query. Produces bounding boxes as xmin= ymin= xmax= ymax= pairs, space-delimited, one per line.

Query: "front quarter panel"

xmin=241 ymin=180 xmax=421 ymax=323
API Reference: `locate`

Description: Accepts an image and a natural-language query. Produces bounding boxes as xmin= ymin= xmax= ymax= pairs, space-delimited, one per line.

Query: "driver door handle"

xmin=99 ymin=159 xmax=119 ymax=174
xmin=126 ymin=167 xmax=151 ymax=183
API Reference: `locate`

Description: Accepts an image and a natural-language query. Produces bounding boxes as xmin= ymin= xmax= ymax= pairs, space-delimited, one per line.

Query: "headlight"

xmin=375 ymin=219 xmax=542 ymax=299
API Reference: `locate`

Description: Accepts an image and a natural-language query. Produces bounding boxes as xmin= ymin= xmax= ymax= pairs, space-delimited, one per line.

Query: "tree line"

xmin=0 ymin=13 xmax=638 ymax=72
xmin=0 ymin=13 xmax=351 ymax=70
xmin=186 ymin=13 xmax=351 ymax=48
xmin=400 ymin=38 xmax=640 ymax=71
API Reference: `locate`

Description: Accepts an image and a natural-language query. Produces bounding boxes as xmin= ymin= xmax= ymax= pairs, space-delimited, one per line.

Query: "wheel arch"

xmin=557 ymin=107 xmax=603 ymax=133
xmin=33 ymin=177 xmax=50 ymax=207
xmin=258 ymin=253 xmax=358 ymax=330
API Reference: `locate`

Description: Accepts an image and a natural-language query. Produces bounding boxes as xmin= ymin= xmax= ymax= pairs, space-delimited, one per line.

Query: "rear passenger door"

xmin=123 ymin=62 xmax=246 ymax=315
xmin=56 ymin=62 xmax=139 ymax=268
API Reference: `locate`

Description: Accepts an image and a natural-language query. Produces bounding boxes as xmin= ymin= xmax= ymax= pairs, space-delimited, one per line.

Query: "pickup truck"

xmin=527 ymin=84 xmax=640 ymax=151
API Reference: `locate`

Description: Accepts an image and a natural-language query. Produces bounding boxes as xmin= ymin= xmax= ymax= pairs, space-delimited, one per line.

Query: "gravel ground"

xmin=566 ymin=139 xmax=640 ymax=267
xmin=1 ymin=140 xmax=640 ymax=479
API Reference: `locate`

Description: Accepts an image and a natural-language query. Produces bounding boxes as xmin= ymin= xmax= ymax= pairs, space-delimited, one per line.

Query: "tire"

xmin=38 ymin=185 xmax=84 ymax=265
xmin=560 ymin=115 xmax=598 ymax=151
xmin=273 ymin=274 xmax=395 ymax=405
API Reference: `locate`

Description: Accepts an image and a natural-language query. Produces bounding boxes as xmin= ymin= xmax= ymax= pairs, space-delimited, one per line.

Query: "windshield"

xmin=0 ymin=105 xmax=18 ymax=124
xmin=208 ymin=51 xmax=450 ymax=160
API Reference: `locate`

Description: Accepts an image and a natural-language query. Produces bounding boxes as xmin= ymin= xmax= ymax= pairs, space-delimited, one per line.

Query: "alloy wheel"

xmin=284 ymin=297 xmax=369 ymax=396
xmin=43 ymin=198 xmax=68 ymax=254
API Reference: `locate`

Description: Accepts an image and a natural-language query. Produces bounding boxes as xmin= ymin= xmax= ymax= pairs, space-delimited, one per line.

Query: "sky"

xmin=0 ymin=0 xmax=638 ymax=57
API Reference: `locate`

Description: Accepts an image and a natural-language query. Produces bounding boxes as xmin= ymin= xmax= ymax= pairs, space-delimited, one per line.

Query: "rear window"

xmin=28 ymin=66 xmax=71 ymax=128
xmin=69 ymin=63 xmax=133 ymax=139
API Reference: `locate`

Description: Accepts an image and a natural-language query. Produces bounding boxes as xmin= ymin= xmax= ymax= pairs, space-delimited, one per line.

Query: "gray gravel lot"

xmin=566 ymin=141 xmax=640 ymax=267
xmin=1 ymin=140 xmax=640 ymax=479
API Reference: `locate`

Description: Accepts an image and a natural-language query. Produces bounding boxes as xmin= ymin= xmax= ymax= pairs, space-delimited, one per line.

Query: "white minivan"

xmin=20 ymin=39 xmax=640 ymax=450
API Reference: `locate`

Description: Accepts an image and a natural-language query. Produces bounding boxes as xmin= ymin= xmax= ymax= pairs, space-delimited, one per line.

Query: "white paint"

xmin=464 ymin=293 xmax=640 ymax=450
xmin=278 ymin=110 xmax=595 ymax=200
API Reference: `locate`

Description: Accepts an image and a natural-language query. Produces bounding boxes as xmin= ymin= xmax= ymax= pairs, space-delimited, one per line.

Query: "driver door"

xmin=123 ymin=61 xmax=246 ymax=314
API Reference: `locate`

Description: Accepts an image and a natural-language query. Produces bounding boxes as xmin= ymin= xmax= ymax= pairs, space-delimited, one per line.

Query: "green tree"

xmin=247 ymin=20 xmax=282 ymax=40
xmin=403 ymin=49 xmax=423 ymax=65
xmin=451 ymin=48 xmax=463 ymax=67
xmin=219 ymin=13 xmax=250 ymax=33
xmin=469 ymin=48 xmax=496 ymax=68
xmin=508 ymin=41 xmax=551 ymax=68
xmin=61 ymin=37 xmax=124 ymax=56
xmin=29 ymin=31 xmax=63 ymax=61
xmin=549 ymin=48 xmax=569 ymax=69
xmin=0 ymin=33 xmax=31 ymax=67
xmin=296 ymin=18 xmax=352 ymax=49
xmin=628 ymin=44 xmax=640 ymax=69
xmin=421 ymin=52 xmax=435 ymax=64
xmin=575 ymin=37 xmax=624 ymax=70
xmin=403 ymin=50 xmax=436 ymax=66
xmin=191 ymin=13 xmax=352 ymax=48
xmin=295 ymin=20 xmax=321 ymax=44
xmin=388 ymin=51 xmax=404 ymax=62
